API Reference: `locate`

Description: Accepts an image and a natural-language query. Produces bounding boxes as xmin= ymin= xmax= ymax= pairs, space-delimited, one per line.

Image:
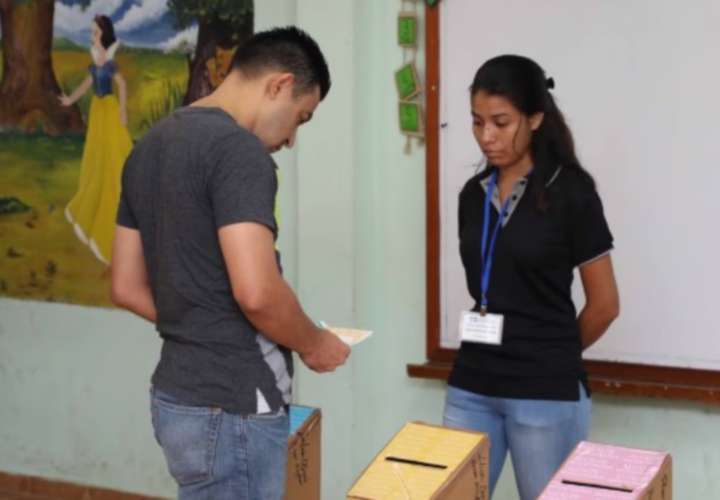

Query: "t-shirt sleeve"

xmin=569 ymin=180 xmax=614 ymax=267
xmin=116 ymin=155 xmax=138 ymax=229
xmin=116 ymin=188 xmax=138 ymax=229
xmin=209 ymin=136 xmax=278 ymax=234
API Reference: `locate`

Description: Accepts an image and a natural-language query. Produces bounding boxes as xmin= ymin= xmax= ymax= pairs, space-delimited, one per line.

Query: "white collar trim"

xmin=90 ymin=41 xmax=119 ymax=66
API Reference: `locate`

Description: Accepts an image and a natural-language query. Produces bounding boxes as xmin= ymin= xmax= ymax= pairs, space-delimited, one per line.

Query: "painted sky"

xmin=54 ymin=0 xmax=198 ymax=51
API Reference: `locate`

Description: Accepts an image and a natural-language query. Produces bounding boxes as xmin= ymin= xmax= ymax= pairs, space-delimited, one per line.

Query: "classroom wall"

xmin=1 ymin=1 xmax=718 ymax=499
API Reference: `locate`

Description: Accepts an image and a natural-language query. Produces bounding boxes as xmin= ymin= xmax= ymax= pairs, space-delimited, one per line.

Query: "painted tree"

xmin=168 ymin=0 xmax=254 ymax=105
xmin=0 ymin=0 xmax=83 ymax=135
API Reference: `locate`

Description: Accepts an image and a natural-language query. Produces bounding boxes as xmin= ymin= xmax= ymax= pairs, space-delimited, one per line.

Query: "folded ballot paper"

xmin=319 ymin=322 xmax=372 ymax=346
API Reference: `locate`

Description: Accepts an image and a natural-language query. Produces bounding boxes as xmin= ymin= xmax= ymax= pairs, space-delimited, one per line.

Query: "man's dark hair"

xmin=232 ymin=26 xmax=331 ymax=100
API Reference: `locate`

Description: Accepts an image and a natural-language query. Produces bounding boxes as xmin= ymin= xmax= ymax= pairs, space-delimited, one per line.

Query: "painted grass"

xmin=53 ymin=48 xmax=189 ymax=139
xmin=0 ymin=134 xmax=112 ymax=305
xmin=0 ymin=48 xmax=188 ymax=306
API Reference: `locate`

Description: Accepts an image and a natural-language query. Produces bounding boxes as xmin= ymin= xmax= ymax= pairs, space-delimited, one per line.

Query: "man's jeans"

xmin=151 ymin=387 xmax=289 ymax=500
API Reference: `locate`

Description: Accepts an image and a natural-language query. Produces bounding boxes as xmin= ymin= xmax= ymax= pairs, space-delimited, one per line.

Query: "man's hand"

xmin=300 ymin=328 xmax=351 ymax=373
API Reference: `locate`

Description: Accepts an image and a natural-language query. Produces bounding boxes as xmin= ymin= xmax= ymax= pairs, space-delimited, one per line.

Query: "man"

xmin=110 ymin=27 xmax=350 ymax=499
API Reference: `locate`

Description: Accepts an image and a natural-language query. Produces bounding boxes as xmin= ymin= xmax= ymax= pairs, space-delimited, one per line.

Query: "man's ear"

xmin=266 ymin=73 xmax=295 ymax=99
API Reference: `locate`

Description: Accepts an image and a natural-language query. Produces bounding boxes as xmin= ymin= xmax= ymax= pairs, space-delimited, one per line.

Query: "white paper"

xmin=329 ymin=326 xmax=373 ymax=346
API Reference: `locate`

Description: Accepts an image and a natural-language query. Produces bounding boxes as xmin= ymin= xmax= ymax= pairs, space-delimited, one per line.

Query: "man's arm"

xmin=219 ymin=222 xmax=349 ymax=372
xmin=110 ymin=226 xmax=157 ymax=322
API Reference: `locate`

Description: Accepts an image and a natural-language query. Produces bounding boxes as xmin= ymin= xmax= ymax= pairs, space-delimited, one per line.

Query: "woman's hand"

xmin=59 ymin=76 xmax=92 ymax=107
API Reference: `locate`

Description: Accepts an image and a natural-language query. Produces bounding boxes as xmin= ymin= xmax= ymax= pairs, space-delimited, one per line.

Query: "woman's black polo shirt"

xmin=448 ymin=166 xmax=614 ymax=401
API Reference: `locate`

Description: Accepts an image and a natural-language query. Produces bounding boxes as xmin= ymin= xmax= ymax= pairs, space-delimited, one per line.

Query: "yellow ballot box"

xmin=347 ymin=421 xmax=489 ymax=500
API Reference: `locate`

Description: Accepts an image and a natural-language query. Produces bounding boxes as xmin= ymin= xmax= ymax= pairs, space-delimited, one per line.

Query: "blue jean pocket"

xmin=247 ymin=407 xmax=290 ymax=443
xmin=151 ymin=391 xmax=222 ymax=486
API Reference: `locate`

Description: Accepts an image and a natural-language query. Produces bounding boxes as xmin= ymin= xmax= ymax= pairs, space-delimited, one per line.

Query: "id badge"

xmin=459 ymin=310 xmax=504 ymax=345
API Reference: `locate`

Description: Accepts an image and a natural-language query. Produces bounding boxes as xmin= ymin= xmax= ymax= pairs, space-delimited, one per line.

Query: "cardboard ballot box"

xmin=286 ymin=406 xmax=321 ymax=500
xmin=539 ymin=441 xmax=672 ymax=500
xmin=347 ymin=422 xmax=489 ymax=500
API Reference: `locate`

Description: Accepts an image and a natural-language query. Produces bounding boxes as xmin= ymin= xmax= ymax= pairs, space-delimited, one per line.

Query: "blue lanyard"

xmin=480 ymin=170 xmax=511 ymax=313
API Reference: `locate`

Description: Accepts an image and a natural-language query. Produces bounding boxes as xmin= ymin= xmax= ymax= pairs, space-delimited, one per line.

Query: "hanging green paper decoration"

xmin=397 ymin=13 xmax=418 ymax=47
xmin=396 ymin=0 xmax=425 ymax=153
xmin=399 ymin=101 xmax=424 ymax=137
xmin=395 ymin=63 xmax=422 ymax=101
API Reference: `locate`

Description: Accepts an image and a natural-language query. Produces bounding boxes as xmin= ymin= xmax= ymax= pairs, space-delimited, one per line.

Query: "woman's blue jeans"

xmin=443 ymin=383 xmax=590 ymax=500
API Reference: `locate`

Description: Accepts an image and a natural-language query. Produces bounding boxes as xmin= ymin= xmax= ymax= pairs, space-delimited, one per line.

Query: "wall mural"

xmin=0 ymin=0 xmax=253 ymax=306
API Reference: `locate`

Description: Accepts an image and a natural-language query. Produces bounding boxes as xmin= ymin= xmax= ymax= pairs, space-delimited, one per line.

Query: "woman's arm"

xmin=578 ymin=254 xmax=620 ymax=349
xmin=114 ymin=73 xmax=128 ymax=126
xmin=59 ymin=76 xmax=92 ymax=106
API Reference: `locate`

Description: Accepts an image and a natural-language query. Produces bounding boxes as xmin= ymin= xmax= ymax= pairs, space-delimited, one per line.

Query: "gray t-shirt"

xmin=117 ymin=107 xmax=292 ymax=415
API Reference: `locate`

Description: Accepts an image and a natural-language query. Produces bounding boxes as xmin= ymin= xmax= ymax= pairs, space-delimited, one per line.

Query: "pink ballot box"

xmin=539 ymin=441 xmax=672 ymax=500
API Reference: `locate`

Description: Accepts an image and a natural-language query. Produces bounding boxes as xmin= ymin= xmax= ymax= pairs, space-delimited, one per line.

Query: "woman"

xmin=60 ymin=15 xmax=132 ymax=264
xmin=443 ymin=55 xmax=620 ymax=500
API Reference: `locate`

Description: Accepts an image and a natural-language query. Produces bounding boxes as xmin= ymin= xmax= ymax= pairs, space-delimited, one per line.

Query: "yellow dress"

xmin=65 ymin=57 xmax=132 ymax=264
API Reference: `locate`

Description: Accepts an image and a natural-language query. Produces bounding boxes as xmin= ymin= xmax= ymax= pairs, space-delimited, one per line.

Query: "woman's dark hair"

xmin=471 ymin=55 xmax=593 ymax=209
xmin=94 ymin=15 xmax=117 ymax=50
